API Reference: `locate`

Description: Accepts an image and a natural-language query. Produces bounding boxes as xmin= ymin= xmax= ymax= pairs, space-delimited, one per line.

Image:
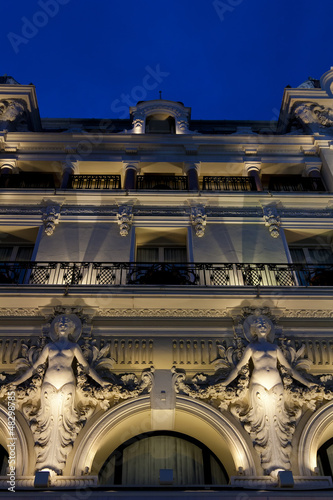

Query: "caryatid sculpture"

xmin=221 ymin=314 xmax=314 ymax=477
xmin=11 ymin=314 xmax=110 ymax=475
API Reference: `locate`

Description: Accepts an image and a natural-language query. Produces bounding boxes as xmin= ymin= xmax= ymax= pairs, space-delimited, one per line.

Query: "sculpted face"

xmin=53 ymin=315 xmax=76 ymax=339
xmin=252 ymin=317 xmax=271 ymax=339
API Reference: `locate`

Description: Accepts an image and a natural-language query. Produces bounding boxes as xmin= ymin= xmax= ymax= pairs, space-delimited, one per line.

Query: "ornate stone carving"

xmin=174 ymin=312 xmax=333 ymax=479
xmin=293 ymin=101 xmax=333 ymax=135
xmin=262 ymin=205 xmax=280 ymax=238
xmin=42 ymin=204 xmax=61 ymax=236
xmin=0 ymin=313 xmax=153 ymax=476
xmin=191 ymin=206 xmax=206 ymax=237
xmin=0 ymin=307 xmax=41 ymax=317
xmin=94 ymin=307 xmax=228 ymax=318
xmin=0 ymin=99 xmax=28 ymax=132
xmin=117 ymin=205 xmax=133 ymax=236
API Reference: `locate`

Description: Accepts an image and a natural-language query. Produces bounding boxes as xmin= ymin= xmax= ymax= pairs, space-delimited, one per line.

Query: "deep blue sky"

xmin=2 ymin=0 xmax=333 ymax=120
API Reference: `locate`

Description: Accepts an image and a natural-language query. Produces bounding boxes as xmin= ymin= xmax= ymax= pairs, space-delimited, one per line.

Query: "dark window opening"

xmin=99 ymin=431 xmax=228 ymax=486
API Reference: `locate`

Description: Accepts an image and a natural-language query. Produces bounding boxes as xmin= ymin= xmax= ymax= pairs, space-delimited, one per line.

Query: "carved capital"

xmin=117 ymin=205 xmax=133 ymax=236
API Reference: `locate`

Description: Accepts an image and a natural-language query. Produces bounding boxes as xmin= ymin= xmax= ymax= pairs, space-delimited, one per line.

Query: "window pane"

xmin=289 ymin=248 xmax=306 ymax=264
xmin=0 ymin=247 xmax=13 ymax=261
xmin=16 ymin=246 xmax=34 ymax=261
xmin=137 ymin=247 xmax=159 ymax=262
xmin=308 ymin=248 xmax=333 ymax=264
xmin=164 ymin=247 xmax=187 ymax=262
xmin=122 ymin=435 xmax=204 ymax=485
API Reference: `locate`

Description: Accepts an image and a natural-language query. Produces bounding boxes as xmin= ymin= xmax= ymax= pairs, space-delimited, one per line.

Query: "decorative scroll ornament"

xmin=174 ymin=310 xmax=333 ymax=479
xmin=292 ymin=101 xmax=333 ymax=135
xmin=191 ymin=206 xmax=206 ymax=237
xmin=42 ymin=204 xmax=61 ymax=236
xmin=262 ymin=205 xmax=280 ymax=238
xmin=0 ymin=313 xmax=153 ymax=476
xmin=0 ymin=98 xmax=28 ymax=132
xmin=117 ymin=205 xmax=133 ymax=236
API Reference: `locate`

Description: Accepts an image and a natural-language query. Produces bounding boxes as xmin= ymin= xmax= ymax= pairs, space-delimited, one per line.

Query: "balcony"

xmin=202 ymin=176 xmax=256 ymax=191
xmin=267 ymin=176 xmax=325 ymax=192
xmin=1 ymin=262 xmax=333 ymax=287
xmin=0 ymin=172 xmax=55 ymax=189
xmin=136 ymin=175 xmax=188 ymax=190
xmin=68 ymin=174 xmax=121 ymax=189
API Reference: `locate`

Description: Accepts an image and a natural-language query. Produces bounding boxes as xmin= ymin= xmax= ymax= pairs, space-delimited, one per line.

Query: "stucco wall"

xmin=192 ymin=224 xmax=288 ymax=263
xmin=36 ymin=223 xmax=131 ymax=261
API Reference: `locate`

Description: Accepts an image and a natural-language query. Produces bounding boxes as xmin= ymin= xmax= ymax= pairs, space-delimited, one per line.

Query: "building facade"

xmin=0 ymin=69 xmax=333 ymax=498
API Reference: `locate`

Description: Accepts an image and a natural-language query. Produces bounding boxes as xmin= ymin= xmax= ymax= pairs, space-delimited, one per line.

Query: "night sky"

xmin=2 ymin=0 xmax=333 ymax=121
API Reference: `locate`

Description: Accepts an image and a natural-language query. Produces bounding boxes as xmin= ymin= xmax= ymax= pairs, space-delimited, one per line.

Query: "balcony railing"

xmin=268 ymin=176 xmax=325 ymax=192
xmin=1 ymin=262 xmax=333 ymax=287
xmin=136 ymin=175 xmax=188 ymax=190
xmin=68 ymin=175 xmax=121 ymax=189
xmin=0 ymin=173 xmax=55 ymax=189
xmin=202 ymin=176 xmax=256 ymax=191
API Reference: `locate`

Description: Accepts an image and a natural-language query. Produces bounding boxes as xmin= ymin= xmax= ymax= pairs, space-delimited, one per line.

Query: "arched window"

xmin=145 ymin=114 xmax=175 ymax=134
xmin=0 ymin=444 xmax=8 ymax=475
xmin=99 ymin=431 xmax=228 ymax=486
xmin=317 ymin=438 xmax=333 ymax=478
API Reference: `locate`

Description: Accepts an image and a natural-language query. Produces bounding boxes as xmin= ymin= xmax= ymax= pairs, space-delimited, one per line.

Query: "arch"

xmin=298 ymin=401 xmax=333 ymax=475
xmin=70 ymin=395 xmax=257 ymax=478
xmin=0 ymin=404 xmax=31 ymax=475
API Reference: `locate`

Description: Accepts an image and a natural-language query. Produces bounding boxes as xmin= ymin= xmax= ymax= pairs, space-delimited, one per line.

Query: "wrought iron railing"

xmin=1 ymin=262 xmax=333 ymax=287
xmin=202 ymin=176 xmax=256 ymax=191
xmin=68 ymin=175 xmax=121 ymax=189
xmin=0 ymin=173 xmax=55 ymax=189
xmin=268 ymin=176 xmax=325 ymax=192
xmin=136 ymin=175 xmax=188 ymax=190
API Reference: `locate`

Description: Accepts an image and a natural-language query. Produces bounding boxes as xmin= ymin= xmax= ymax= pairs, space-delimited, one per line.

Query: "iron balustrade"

xmin=68 ymin=175 xmax=121 ymax=190
xmin=202 ymin=176 xmax=257 ymax=191
xmin=1 ymin=262 xmax=333 ymax=287
xmin=0 ymin=172 xmax=55 ymax=189
xmin=268 ymin=176 xmax=326 ymax=192
xmin=136 ymin=175 xmax=188 ymax=190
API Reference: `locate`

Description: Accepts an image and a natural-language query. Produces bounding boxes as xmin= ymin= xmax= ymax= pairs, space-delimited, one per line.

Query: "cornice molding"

xmin=94 ymin=308 xmax=228 ymax=318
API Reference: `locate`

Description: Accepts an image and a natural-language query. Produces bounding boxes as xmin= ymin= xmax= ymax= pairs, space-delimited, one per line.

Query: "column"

xmin=123 ymin=162 xmax=140 ymax=190
xmin=0 ymin=161 xmax=16 ymax=187
xmin=244 ymin=162 xmax=263 ymax=192
xmin=184 ymin=162 xmax=200 ymax=191
xmin=304 ymin=161 xmax=322 ymax=178
xmin=61 ymin=160 xmax=76 ymax=189
xmin=304 ymin=161 xmax=323 ymax=191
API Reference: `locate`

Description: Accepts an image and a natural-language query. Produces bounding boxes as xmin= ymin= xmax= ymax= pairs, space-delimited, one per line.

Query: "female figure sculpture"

xmin=11 ymin=314 xmax=109 ymax=475
xmin=221 ymin=315 xmax=314 ymax=477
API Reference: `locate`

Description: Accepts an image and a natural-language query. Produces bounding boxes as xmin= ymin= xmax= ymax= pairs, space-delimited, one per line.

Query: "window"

xmin=286 ymin=231 xmax=333 ymax=286
xmin=0 ymin=445 xmax=8 ymax=475
xmin=99 ymin=431 xmax=228 ymax=486
xmin=317 ymin=438 xmax=333 ymax=478
xmin=145 ymin=114 xmax=175 ymax=134
xmin=128 ymin=228 xmax=193 ymax=285
xmin=0 ymin=227 xmax=38 ymax=262
xmin=0 ymin=227 xmax=38 ymax=284
xmin=135 ymin=228 xmax=188 ymax=263
xmin=137 ymin=246 xmax=187 ymax=263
